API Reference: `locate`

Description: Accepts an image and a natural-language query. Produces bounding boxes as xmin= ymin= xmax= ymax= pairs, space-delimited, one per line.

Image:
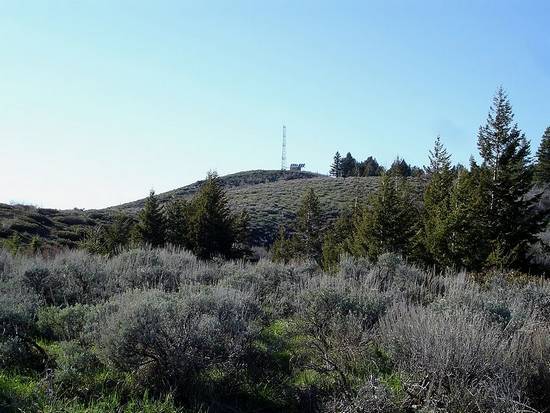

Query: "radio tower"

xmin=281 ymin=125 xmax=287 ymax=171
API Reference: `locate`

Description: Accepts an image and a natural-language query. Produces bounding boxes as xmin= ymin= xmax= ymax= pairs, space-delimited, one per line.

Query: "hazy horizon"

xmin=2 ymin=1 xmax=549 ymax=209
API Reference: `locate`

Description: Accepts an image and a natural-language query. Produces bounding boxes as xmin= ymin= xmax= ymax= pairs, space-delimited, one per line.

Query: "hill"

xmin=2 ymin=170 xmax=548 ymax=250
xmin=0 ymin=170 xmax=393 ymax=248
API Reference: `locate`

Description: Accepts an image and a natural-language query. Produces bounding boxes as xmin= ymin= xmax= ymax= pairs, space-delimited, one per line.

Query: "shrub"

xmin=293 ymin=278 xmax=389 ymax=396
xmin=324 ymin=376 xmax=400 ymax=413
xmin=378 ymin=302 xmax=545 ymax=412
xmin=16 ymin=251 xmax=109 ymax=306
xmin=10 ymin=221 xmax=49 ymax=237
xmin=221 ymin=259 xmax=307 ymax=318
xmin=52 ymin=340 xmax=104 ymax=398
xmin=37 ymin=305 xmax=92 ymax=341
xmin=56 ymin=231 xmax=82 ymax=242
xmin=105 ymin=247 xmax=198 ymax=293
xmin=0 ymin=287 xmax=45 ymax=369
xmin=55 ymin=215 xmax=89 ymax=226
xmin=0 ymin=248 xmax=14 ymax=280
xmin=87 ymin=287 xmax=261 ymax=395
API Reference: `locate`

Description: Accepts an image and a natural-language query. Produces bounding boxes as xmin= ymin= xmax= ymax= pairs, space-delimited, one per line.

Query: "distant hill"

xmin=0 ymin=170 xmax=388 ymax=248
xmin=2 ymin=170 xmax=547 ymax=250
xmin=109 ymin=169 xmax=408 ymax=245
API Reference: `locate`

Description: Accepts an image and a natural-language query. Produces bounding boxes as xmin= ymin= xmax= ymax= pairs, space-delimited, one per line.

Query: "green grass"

xmin=0 ymin=371 xmax=43 ymax=412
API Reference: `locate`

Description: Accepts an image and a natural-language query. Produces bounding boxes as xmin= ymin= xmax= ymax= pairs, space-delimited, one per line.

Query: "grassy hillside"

xmin=111 ymin=170 xmax=425 ymax=245
xmin=2 ymin=170 xmax=547 ymax=250
xmin=0 ymin=170 xmax=391 ymax=248
xmin=0 ymin=203 xmax=111 ymax=250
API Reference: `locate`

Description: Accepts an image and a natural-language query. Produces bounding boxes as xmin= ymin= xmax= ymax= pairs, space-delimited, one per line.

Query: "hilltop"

xmin=0 ymin=170 xmax=398 ymax=248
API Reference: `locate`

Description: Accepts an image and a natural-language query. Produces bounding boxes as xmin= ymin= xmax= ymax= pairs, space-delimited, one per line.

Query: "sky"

xmin=1 ymin=0 xmax=549 ymax=209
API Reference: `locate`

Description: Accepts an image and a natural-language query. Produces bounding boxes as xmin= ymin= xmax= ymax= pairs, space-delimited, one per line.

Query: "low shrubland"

xmin=1 ymin=247 xmax=550 ymax=412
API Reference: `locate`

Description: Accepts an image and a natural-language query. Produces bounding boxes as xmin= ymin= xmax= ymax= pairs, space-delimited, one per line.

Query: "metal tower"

xmin=281 ymin=125 xmax=287 ymax=170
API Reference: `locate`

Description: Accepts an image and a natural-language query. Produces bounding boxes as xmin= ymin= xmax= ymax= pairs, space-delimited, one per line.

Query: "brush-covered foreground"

xmin=1 ymin=247 xmax=550 ymax=412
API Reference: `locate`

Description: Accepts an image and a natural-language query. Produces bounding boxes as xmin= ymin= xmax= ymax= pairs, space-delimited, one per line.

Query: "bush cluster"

xmin=1 ymin=247 xmax=550 ymax=412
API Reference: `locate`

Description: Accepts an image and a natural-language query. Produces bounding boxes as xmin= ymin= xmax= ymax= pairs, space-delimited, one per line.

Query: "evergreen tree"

xmin=108 ymin=214 xmax=134 ymax=250
xmin=232 ymin=210 xmax=252 ymax=258
xmin=388 ymin=157 xmax=412 ymax=177
xmin=360 ymin=156 xmax=382 ymax=177
xmin=351 ymin=175 xmax=418 ymax=261
xmin=535 ymin=126 xmax=550 ymax=184
xmin=321 ymin=209 xmax=355 ymax=271
xmin=83 ymin=214 xmax=134 ymax=256
xmin=421 ymin=137 xmax=455 ymax=267
xmin=271 ymin=226 xmax=296 ymax=263
xmin=330 ymin=151 xmax=343 ymax=177
xmin=135 ymin=190 xmax=165 ymax=248
xmin=164 ymin=199 xmax=192 ymax=249
xmin=341 ymin=152 xmax=358 ymax=177
xmin=445 ymin=163 xmax=492 ymax=270
xmin=295 ymin=188 xmax=323 ymax=262
xmin=477 ymin=87 xmax=546 ymax=268
xmin=425 ymin=135 xmax=451 ymax=175
xmin=410 ymin=166 xmax=425 ymax=177
xmin=191 ymin=172 xmax=235 ymax=259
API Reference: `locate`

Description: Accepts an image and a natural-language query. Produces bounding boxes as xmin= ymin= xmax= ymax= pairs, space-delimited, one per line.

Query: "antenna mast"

xmin=281 ymin=125 xmax=287 ymax=171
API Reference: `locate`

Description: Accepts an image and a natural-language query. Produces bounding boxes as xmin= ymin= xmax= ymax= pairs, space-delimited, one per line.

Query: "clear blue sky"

xmin=1 ymin=1 xmax=549 ymax=209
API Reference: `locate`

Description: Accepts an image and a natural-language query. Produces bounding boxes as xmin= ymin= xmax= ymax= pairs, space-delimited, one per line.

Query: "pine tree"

xmin=83 ymin=214 xmax=134 ymax=256
xmin=341 ymin=152 xmax=358 ymax=177
xmin=135 ymin=190 xmax=165 ymax=248
xmin=388 ymin=157 xmax=412 ymax=177
xmin=191 ymin=172 xmax=235 ymax=259
xmin=295 ymin=188 xmax=323 ymax=261
xmin=476 ymin=87 xmax=546 ymax=268
xmin=321 ymin=209 xmax=355 ymax=271
xmin=535 ymin=126 xmax=550 ymax=184
xmin=446 ymin=163 xmax=492 ymax=270
xmin=359 ymin=156 xmax=380 ymax=177
xmin=330 ymin=151 xmax=343 ymax=177
xmin=421 ymin=137 xmax=455 ymax=267
xmin=351 ymin=175 xmax=418 ymax=261
xmin=271 ymin=226 xmax=296 ymax=263
xmin=425 ymin=135 xmax=451 ymax=175
xmin=232 ymin=210 xmax=252 ymax=258
xmin=164 ymin=199 xmax=192 ymax=249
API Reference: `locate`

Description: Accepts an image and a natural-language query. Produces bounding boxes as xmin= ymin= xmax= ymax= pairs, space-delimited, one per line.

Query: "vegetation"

xmin=2 ymin=248 xmax=550 ymax=412
xmin=81 ymin=173 xmax=249 ymax=260
xmin=535 ymin=126 xmax=550 ymax=184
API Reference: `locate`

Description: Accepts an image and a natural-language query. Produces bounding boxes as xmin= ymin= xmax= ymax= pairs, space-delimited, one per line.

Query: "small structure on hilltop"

xmin=290 ymin=163 xmax=306 ymax=171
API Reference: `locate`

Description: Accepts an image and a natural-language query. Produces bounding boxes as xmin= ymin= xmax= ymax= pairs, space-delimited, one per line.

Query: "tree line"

xmin=330 ymin=152 xmax=426 ymax=178
xmin=82 ymin=172 xmax=250 ymax=259
xmin=276 ymin=88 xmax=550 ymax=273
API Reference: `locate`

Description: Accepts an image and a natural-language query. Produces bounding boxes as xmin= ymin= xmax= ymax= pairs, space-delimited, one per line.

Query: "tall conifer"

xmin=330 ymin=151 xmax=343 ymax=177
xmin=351 ymin=175 xmax=418 ymax=261
xmin=477 ymin=87 xmax=546 ymax=268
xmin=422 ymin=137 xmax=454 ymax=267
xmin=191 ymin=172 xmax=235 ymax=259
xmin=135 ymin=190 xmax=165 ymax=248
xmin=535 ymin=127 xmax=550 ymax=184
